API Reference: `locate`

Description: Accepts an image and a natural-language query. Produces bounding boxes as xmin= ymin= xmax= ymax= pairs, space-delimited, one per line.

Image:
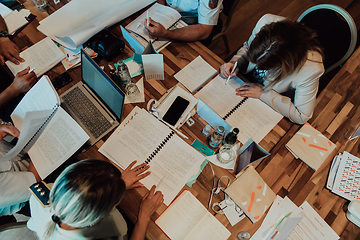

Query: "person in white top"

xmin=220 ymin=14 xmax=325 ymax=124
xmin=145 ymin=0 xmax=223 ymax=42
xmin=27 ymin=159 xmax=163 ymax=240
xmin=0 ymin=122 xmax=40 ymax=217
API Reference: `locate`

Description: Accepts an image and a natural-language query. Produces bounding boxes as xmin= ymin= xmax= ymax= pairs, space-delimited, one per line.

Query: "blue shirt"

xmin=166 ymin=0 xmax=223 ymax=25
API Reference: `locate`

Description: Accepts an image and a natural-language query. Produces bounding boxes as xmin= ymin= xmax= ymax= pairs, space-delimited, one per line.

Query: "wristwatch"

xmin=0 ymin=30 xmax=10 ymax=38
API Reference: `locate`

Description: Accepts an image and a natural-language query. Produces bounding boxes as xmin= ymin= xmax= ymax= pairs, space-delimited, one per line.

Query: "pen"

xmin=29 ymin=67 xmax=36 ymax=73
xmin=225 ymin=61 xmax=237 ymax=85
xmin=155 ymin=176 xmax=165 ymax=193
xmin=161 ymin=119 xmax=189 ymax=139
xmin=146 ymin=11 xmax=149 ymax=27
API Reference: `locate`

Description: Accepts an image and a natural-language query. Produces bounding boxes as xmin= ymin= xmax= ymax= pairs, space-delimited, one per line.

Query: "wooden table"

xmin=14 ymin=1 xmax=360 ymax=239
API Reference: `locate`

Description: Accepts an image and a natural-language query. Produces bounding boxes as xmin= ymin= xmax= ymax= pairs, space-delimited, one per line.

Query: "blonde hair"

xmin=43 ymin=159 xmax=126 ymax=239
xmin=247 ymin=19 xmax=324 ymax=90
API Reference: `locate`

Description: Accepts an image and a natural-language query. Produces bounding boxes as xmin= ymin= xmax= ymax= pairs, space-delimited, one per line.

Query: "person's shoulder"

xmin=257 ymin=14 xmax=287 ymax=26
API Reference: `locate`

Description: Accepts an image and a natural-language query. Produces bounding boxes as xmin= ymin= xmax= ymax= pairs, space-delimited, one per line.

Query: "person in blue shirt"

xmin=145 ymin=0 xmax=223 ymax=42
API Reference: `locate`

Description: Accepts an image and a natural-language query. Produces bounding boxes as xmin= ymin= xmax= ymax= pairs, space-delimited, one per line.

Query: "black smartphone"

xmin=162 ymin=96 xmax=190 ymax=127
xmin=51 ymin=72 xmax=73 ymax=90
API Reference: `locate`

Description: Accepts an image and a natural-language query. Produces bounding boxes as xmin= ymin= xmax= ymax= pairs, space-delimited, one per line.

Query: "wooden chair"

xmin=201 ymin=0 xmax=240 ymax=53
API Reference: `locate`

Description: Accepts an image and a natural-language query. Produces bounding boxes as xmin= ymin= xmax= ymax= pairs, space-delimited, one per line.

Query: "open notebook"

xmin=195 ymin=75 xmax=283 ymax=144
xmin=99 ymin=107 xmax=205 ymax=205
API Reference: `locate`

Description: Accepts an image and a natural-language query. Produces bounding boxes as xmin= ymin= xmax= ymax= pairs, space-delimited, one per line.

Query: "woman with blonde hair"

xmin=27 ymin=159 xmax=163 ymax=240
xmin=220 ymin=14 xmax=324 ymax=124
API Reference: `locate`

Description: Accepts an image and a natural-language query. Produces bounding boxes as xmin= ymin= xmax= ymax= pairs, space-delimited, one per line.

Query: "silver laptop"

xmin=60 ymin=50 xmax=125 ymax=147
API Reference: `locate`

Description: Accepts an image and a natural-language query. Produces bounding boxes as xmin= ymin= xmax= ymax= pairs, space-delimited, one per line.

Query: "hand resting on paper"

xmin=122 ymin=160 xmax=151 ymax=189
xmin=145 ymin=17 xmax=168 ymax=39
xmin=235 ymin=83 xmax=263 ymax=99
xmin=220 ymin=62 xmax=239 ymax=78
xmin=0 ymin=37 xmax=24 ymax=65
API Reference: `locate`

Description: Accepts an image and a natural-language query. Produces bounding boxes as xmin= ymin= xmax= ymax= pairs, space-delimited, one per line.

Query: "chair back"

xmin=298 ymin=4 xmax=357 ymax=74
xmin=221 ymin=0 xmax=240 ymax=32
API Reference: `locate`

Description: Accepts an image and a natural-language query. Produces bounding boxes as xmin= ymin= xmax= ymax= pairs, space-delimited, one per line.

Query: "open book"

xmin=155 ymin=190 xmax=231 ymax=240
xmin=0 ymin=76 xmax=89 ymax=179
xmin=5 ymin=37 xmax=65 ymax=77
xmin=195 ymin=75 xmax=283 ymax=144
xmin=125 ymin=3 xmax=184 ymax=51
xmin=99 ymin=107 xmax=205 ymax=205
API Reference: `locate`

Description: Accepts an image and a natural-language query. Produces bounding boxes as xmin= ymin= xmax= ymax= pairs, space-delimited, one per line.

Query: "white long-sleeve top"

xmin=230 ymin=14 xmax=324 ymax=124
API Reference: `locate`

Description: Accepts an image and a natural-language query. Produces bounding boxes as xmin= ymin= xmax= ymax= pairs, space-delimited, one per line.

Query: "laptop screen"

xmin=81 ymin=50 xmax=124 ymax=119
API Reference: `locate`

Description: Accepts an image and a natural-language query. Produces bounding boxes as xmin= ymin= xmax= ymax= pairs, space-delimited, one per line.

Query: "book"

xmin=327 ymin=151 xmax=360 ymax=201
xmin=5 ymin=37 xmax=65 ymax=77
xmin=98 ymin=107 xmax=205 ymax=205
xmin=125 ymin=3 xmax=182 ymax=51
xmin=174 ymin=55 xmax=217 ymax=93
xmin=285 ymin=123 xmax=336 ymax=171
xmin=224 ymin=166 xmax=276 ymax=223
xmin=0 ymin=76 xmax=89 ymax=179
xmin=195 ymin=74 xmax=283 ymax=144
xmin=155 ymin=190 xmax=231 ymax=240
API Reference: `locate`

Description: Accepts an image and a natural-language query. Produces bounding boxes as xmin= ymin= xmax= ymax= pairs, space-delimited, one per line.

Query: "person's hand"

xmin=220 ymin=61 xmax=239 ymax=78
xmin=145 ymin=17 xmax=168 ymax=39
xmin=122 ymin=161 xmax=151 ymax=190
xmin=0 ymin=123 xmax=20 ymax=141
xmin=0 ymin=37 xmax=24 ymax=65
xmin=235 ymin=83 xmax=263 ymax=99
xmin=138 ymin=185 xmax=164 ymax=221
xmin=10 ymin=67 xmax=37 ymax=95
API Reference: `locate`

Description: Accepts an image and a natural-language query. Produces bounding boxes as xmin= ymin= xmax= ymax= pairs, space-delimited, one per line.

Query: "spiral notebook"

xmin=1 ymin=76 xmax=89 ymax=179
xmin=99 ymin=107 xmax=205 ymax=205
xmin=195 ymin=75 xmax=283 ymax=144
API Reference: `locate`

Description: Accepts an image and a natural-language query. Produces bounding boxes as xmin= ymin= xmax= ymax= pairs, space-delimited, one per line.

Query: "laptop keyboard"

xmin=62 ymin=87 xmax=112 ymax=139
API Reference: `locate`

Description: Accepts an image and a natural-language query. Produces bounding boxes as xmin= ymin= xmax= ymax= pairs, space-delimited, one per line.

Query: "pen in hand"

xmin=155 ymin=176 xmax=165 ymax=194
xmin=225 ymin=61 xmax=237 ymax=85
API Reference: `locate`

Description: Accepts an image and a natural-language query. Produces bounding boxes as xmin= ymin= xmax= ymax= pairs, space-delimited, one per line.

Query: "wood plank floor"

xmin=208 ymin=0 xmax=360 ymax=61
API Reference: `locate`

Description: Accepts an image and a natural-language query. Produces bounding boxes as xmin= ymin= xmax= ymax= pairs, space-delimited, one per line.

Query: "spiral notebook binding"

xmin=23 ymin=104 xmax=59 ymax=152
xmin=145 ymin=131 xmax=175 ymax=164
xmin=223 ymin=97 xmax=248 ymax=120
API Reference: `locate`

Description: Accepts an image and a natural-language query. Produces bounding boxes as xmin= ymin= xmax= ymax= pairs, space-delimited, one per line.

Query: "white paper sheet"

xmin=37 ymin=0 xmax=156 ymax=49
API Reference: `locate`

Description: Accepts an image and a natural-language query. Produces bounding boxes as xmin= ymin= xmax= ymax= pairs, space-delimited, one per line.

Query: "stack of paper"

xmin=174 ymin=56 xmax=217 ymax=93
xmin=327 ymin=151 xmax=360 ymax=201
xmin=251 ymin=196 xmax=339 ymax=240
xmin=286 ymin=123 xmax=336 ymax=171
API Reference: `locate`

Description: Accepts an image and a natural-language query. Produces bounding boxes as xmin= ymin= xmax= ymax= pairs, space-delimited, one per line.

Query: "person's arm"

xmin=236 ymin=58 xmax=324 ymax=124
xmin=145 ymin=18 xmax=213 ymax=41
xmin=130 ymin=185 xmax=164 ymax=240
xmin=0 ymin=66 xmax=37 ymax=109
xmin=0 ymin=15 xmax=24 ymax=65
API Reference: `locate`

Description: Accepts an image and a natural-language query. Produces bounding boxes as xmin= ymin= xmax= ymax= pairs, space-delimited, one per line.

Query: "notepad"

xmin=224 ymin=166 xmax=276 ymax=223
xmin=195 ymin=75 xmax=283 ymax=144
xmin=99 ymin=107 xmax=205 ymax=205
xmin=155 ymin=190 xmax=231 ymax=240
xmin=286 ymin=123 xmax=336 ymax=171
xmin=174 ymin=56 xmax=217 ymax=93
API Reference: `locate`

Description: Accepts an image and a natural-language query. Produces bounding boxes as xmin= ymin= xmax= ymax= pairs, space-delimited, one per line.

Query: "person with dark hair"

xmin=27 ymin=159 xmax=163 ymax=240
xmin=220 ymin=14 xmax=324 ymax=124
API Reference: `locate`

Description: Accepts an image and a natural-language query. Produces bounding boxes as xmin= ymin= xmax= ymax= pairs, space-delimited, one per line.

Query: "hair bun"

xmin=51 ymin=214 xmax=61 ymax=224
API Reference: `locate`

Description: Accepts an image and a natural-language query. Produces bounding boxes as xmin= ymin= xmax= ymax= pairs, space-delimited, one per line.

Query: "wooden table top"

xmin=14 ymin=1 xmax=360 ymax=239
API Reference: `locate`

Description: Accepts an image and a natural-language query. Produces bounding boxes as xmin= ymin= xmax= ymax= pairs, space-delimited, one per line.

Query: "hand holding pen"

xmin=220 ymin=61 xmax=239 ymax=80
